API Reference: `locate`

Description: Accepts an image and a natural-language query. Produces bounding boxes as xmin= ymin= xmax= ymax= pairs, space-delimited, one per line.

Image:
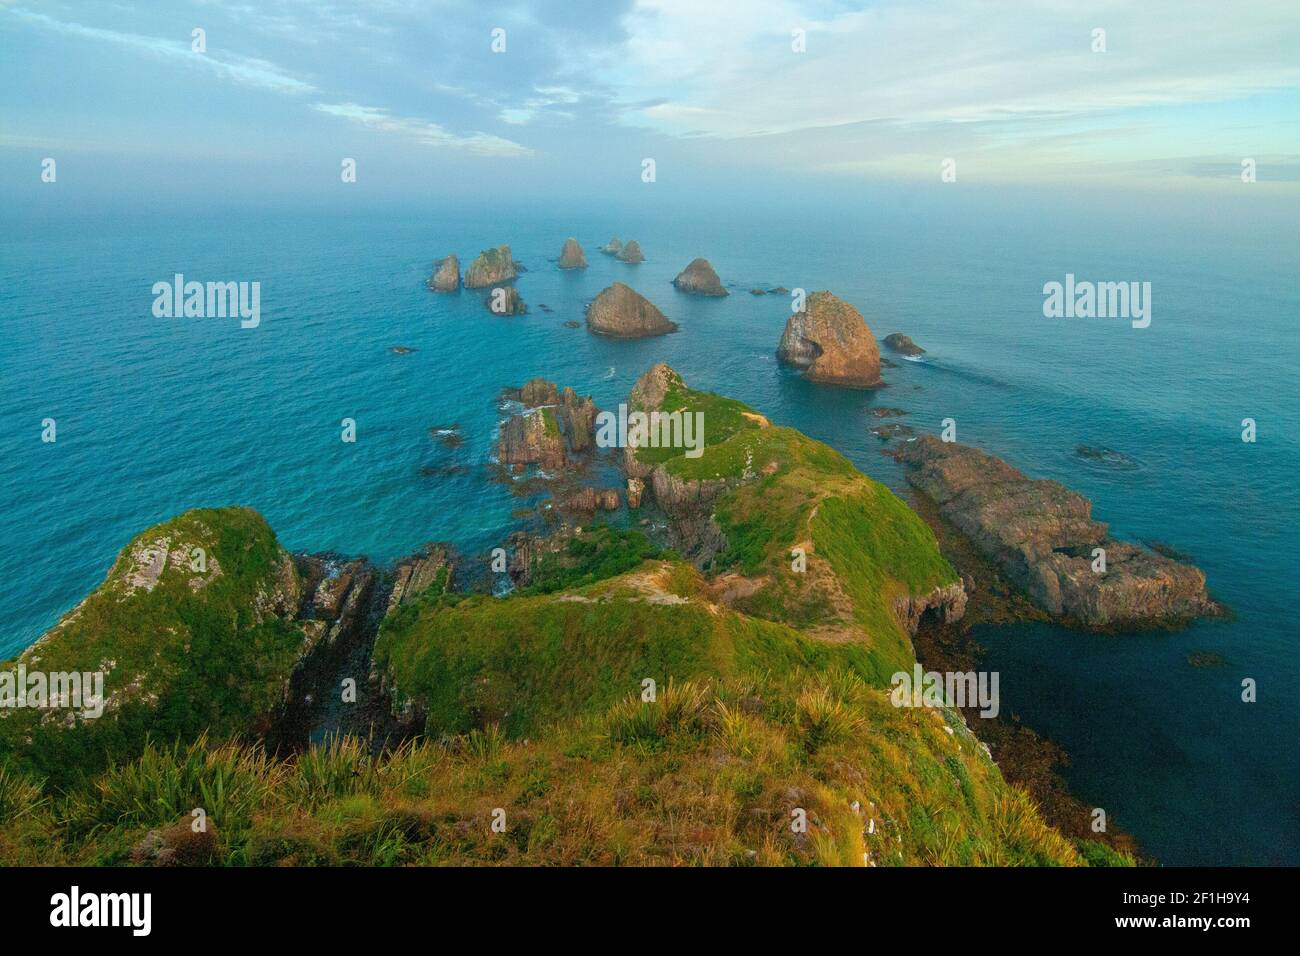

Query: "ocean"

xmin=2 ymin=188 xmax=1296 ymax=865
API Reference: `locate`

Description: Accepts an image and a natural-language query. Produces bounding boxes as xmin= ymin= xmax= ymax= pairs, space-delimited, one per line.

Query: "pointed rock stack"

xmin=672 ymin=258 xmax=727 ymax=296
xmin=586 ymin=282 xmax=677 ymax=338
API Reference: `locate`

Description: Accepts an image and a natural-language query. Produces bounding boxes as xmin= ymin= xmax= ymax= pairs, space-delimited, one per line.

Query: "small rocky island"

xmin=600 ymin=238 xmax=622 ymax=255
xmin=672 ymin=258 xmax=727 ymax=296
xmin=427 ymin=255 xmax=460 ymax=292
xmin=893 ymin=435 xmax=1218 ymax=628
xmin=617 ymin=240 xmax=645 ymax=263
xmin=777 ymin=291 xmax=884 ymax=388
xmin=485 ymin=286 xmax=526 ymax=315
xmin=464 ymin=245 xmax=518 ymax=288
xmin=586 ymin=282 xmax=677 ymax=337
xmin=883 ymin=332 xmax=925 ymax=357
xmin=558 ymin=237 xmax=587 ymax=269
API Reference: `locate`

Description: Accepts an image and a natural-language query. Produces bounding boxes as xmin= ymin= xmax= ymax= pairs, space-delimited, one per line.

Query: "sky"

xmin=2 ymin=0 xmax=1299 ymax=210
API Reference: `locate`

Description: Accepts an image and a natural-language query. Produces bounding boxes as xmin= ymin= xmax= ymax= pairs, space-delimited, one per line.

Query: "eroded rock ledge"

xmin=893 ymin=435 xmax=1217 ymax=628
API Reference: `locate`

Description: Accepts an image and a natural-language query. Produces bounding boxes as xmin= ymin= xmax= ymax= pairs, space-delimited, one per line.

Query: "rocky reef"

xmin=893 ymin=436 xmax=1218 ymax=628
xmin=558 ymin=237 xmax=587 ymax=269
xmin=672 ymin=258 xmax=727 ymax=296
xmin=777 ymin=291 xmax=884 ymax=388
xmin=464 ymin=246 xmax=518 ymax=288
xmin=883 ymin=332 xmax=925 ymax=357
xmin=617 ymin=240 xmax=645 ymax=263
xmin=427 ymin=255 xmax=460 ymax=292
xmin=586 ymin=282 xmax=678 ymax=338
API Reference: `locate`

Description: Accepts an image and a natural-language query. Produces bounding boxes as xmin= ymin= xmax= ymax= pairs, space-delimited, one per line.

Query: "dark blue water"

xmin=2 ymin=191 xmax=1296 ymax=864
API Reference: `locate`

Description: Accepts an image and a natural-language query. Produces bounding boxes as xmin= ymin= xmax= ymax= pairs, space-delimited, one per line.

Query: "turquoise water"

xmin=2 ymin=192 xmax=1296 ymax=864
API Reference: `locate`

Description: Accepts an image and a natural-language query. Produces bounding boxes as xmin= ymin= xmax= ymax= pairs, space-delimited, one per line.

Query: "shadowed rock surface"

xmin=893 ymin=435 xmax=1217 ymax=627
xmin=586 ymin=282 xmax=677 ymax=338
xmin=427 ymin=255 xmax=460 ymax=292
xmin=464 ymin=246 xmax=518 ymax=288
xmin=777 ymin=291 xmax=883 ymax=388
xmin=672 ymin=258 xmax=727 ymax=296
xmin=883 ymin=332 xmax=926 ymax=357
xmin=558 ymin=237 xmax=587 ymax=269
xmin=497 ymin=378 xmax=600 ymax=472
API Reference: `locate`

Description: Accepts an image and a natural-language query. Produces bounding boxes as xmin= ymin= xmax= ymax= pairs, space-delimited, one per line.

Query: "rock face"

xmin=497 ymin=407 xmax=567 ymax=471
xmin=497 ymin=379 xmax=600 ymax=472
xmin=672 ymin=258 xmax=727 ymax=296
xmin=558 ymin=238 xmax=587 ymax=269
xmin=387 ymin=545 xmax=454 ymax=614
xmin=586 ymin=282 xmax=677 ymax=338
xmin=428 ymin=256 xmax=460 ymax=292
xmin=600 ymin=238 xmax=622 ymax=256
xmin=617 ymin=240 xmax=645 ymax=263
xmin=556 ymin=487 xmax=620 ymax=513
xmin=485 ymin=286 xmax=526 ymax=315
xmin=883 ymin=332 xmax=925 ymax=357
xmin=464 ymin=246 xmax=518 ymax=288
xmin=893 ymin=435 xmax=1217 ymax=627
xmin=893 ymin=582 xmax=969 ymax=635
xmin=777 ymin=291 xmax=883 ymax=388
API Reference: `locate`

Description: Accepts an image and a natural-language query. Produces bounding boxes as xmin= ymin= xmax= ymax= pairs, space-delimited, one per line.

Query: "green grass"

xmin=0 ymin=507 xmax=306 ymax=789
xmin=519 ymin=526 xmax=664 ymax=595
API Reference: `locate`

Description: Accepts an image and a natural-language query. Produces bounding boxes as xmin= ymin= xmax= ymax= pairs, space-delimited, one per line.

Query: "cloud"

xmin=311 ymin=102 xmax=532 ymax=157
xmin=610 ymin=0 xmax=1300 ymax=135
xmin=7 ymin=8 xmax=316 ymax=93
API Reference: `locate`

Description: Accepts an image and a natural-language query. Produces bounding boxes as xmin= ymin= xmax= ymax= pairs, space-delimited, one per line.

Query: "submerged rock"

xmin=558 ymin=237 xmax=588 ymax=270
xmin=617 ymin=240 xmax=645 ymax=263
xmin=893 ymin=435 xmax=1218 ymax=628
xmin=673 ymin=258 xmax=728 ymax=296
xmin=586 ymin=282 xmax=677 ymax=338
xmin=428 ymin=255 xmax=460 ymax=292
xmin=883 ymin=332 xmax=926 ymax=357
xmin=1076 ymin=445 xmax=1139 ymax=470
xmin=777 ymin=291 xmax=883 ymax=388
xmin=464 ymin=246 xmax=518 ymax=288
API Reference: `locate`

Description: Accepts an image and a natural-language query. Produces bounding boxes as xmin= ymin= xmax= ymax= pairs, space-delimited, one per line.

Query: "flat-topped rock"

xmin=427 ymin=255 xmax=460 ymax=292
xmin=586 ymin=282 xmax=677 ymax=338
xmin=776 ymin=291 xmax=883 ymax=388
xmin=464 ymin=246 xmax=518 ymax=288
xmin=558 ymin=238 xmax=587 ymax=269
xmin=893 ymin=435 xmax=1218 ymax=627
xmin=672 ymin=258 xmax=727 ymax=296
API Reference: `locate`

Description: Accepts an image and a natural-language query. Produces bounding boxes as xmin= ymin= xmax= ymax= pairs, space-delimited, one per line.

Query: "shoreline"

xmin=907 ymin=489 xmax=1144 ymax=862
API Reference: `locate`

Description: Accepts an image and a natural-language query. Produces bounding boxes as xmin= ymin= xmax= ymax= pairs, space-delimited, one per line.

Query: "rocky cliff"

xmin=672 ymin=258 xmax=728 ymax=296
xmin=586 ymin=282 xmax=677 ymax=337
xmin=777 ymin=291 xmax=884 ymax=387
xmin=893 ymin=435 xmax=1217 ymax=627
